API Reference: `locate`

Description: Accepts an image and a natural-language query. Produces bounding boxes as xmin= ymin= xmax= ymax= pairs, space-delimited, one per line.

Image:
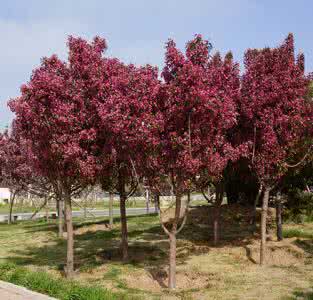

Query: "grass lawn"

xmin=0 ymin=200 xmax=147 ymax=214
xmin=0 ymin=205 xmax=312 ymax=299
xmin=0 ymin=194 xmax=209 ymax=215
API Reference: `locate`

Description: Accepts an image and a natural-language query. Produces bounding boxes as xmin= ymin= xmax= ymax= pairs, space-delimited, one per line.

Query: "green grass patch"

xmin=283 ymin=228 xmax=313 ymax=239
xmin=0 ymin=262 xmax=134 ymax=300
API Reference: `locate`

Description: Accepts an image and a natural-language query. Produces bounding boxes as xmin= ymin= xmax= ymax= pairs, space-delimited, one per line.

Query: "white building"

xmin=0 ymin=188 xmax=10 ymax=204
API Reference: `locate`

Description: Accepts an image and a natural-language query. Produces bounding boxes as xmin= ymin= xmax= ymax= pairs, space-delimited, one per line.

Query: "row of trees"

xmin=1 ymin=33 xmax=312 ymax=289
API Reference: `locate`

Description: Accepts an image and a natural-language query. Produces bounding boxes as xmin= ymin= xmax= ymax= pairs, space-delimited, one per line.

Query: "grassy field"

xmin=0 ymin=205 xmax=312 ymax=299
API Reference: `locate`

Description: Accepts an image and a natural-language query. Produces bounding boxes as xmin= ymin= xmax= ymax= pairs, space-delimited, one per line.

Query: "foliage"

xmin=0 ymin=263 xmax=130 ymax=300
xmin=8 ymin=37 xmax=107 ymax=186
xmin=4 ymin=31 xmax=313 ymax=290
xmin=146 ymin=35 xmax=243 ymax=194
xmin=239 ymin=33 xmax=311 ymax=185
xmin=0 ymin=127 xmax=32 ymax=192
xmin=284 ymin=189 xmax=313 ymax=223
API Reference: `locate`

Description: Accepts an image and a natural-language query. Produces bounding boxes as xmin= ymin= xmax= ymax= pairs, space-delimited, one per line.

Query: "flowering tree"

xmin=52 ymin=35 xmax=160 ymax=261
xmin=0 ymin=125 xmax=59 ymax=226
xmin=8 ymin=36 xmax=107 ymax=277
xmin=0 ymin=126 xmax=33 ymax=224
xmin=145 ymin=35 xmax=241 ymax=289
xmin=240 ymin=34 xmax=312 ymax=264
xmin=95 ymin=59 xmax=160 ymax=260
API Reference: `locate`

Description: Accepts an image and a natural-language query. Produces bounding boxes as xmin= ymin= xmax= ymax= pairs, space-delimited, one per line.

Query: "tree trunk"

xmin=84 ymin=198 xmax=87 ymax=219
xmin=120 ymin=194 xmax=128 ymax=260
xmin=154 ymin=193 xmax=159 ymax=213
xmin=64 ymin=189 xmax=74 ymax=278
xmin=27 ymin=189 xmax=31 ymax=205
xmin=118 ymin=169 xmax=129 ymax=261
xmin=213 ymin=210 xmax=219 ymax=246
xmin=276 ymin=195 xmax=283 ymax=241
xmin=167 ymin=193 xmax=181 ymax=289
xmin=45 ymin=197 xmax=49 ymax=222
xmin=145 ymin=188 xmax=150 ymax=214
xmin=260 ymin=186 xmax=270 ymax=265
xmin=158 ymin=191 xmax=187 ymax=290
xmin=109 ymin=192 xmax=114 ymax=227
xmin=8 ymin=190 xmax=16 ymax=225
xmin=213 ymin=183 xmax=223 ymax=246
xmin=57 ymin=199 xmax=64 ymax=238
xmin=251 ymin=185 xmax=263 ymax=229
xmin=168 ymin=233 xmax=177 ymax=289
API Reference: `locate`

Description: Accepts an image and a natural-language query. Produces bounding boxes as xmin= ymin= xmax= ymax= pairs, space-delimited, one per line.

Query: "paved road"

xmin=0 ymin=281 xmax=56 ymax=300
xmin=0 ymin=207 xmax=157 ymax=222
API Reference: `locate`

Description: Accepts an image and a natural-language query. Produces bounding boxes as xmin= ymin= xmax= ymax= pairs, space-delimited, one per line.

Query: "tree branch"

xmin=284 ymin=145 xmax=312 ymax=168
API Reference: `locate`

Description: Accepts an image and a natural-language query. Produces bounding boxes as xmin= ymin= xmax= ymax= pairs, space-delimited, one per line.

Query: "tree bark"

xmin=213 ymin=183 xmax=223 ymax=246
xmin=8 ymin=190 xmax=16 ymax=225
xmin=118 ymin=171 xmax=128 ymax=261
xmin=158 ymin=191 xmax=188 ymax=290
xmin=167 ymin=193 xmax=181 ymax=289
xmin=57 ymin=198 xmax=64 ymax=238
xmin=120 ymin=194 xmax=128 ymax=261
xmin=276 ymin=194 xmax=283 ymax=241
xmin=168 ymin=233 xmax=177 ymax=289
xmin=45 ymin=197 xmax=49 ymax=222
xmin=260 ymin=186 xmax=270 ymax=265
xmin=145 ymin=188 xmax=150 ymax=213
xmin=109 ymin=192 xmax=114 ymax=227
xmin=64 ymin=189 xmax=74 ymax=278
xmin=154 ymin=193 xmax=159 ymax=213
xmin=251 ymin=185 xmax=263 ymax=228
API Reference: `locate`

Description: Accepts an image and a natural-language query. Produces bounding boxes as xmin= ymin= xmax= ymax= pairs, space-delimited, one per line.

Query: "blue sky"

xmin=1 ymin=0 xmax=312 ymax=127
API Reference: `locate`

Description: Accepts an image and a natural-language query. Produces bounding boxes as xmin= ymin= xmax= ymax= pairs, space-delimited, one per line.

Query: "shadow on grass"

xmin=293 ymin=239 xmax=313 ymax=257
xmin=22 ymin=213 xmax=157 ymax=234
xmin=292 ymin=288 xmax=313 ymax=299
xmin=3 ymin=205 xmax=260 ymax=285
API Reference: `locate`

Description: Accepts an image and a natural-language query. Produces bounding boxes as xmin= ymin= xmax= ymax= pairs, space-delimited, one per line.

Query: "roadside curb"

xmin=0 ymin=280 xmax=57 ymax=300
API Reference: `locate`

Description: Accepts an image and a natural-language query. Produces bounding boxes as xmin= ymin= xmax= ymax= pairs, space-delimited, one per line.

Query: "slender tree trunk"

xmin=158 ymin=191 xmax=188 ymax=290
xmin=8 ymin=190 xmax=16 ymax=225
xmin=213 ymin=183 xmax=223 ymax=246
xmin=64 ymin=188 xmax=74 ymax=278
xmin=260 ymin=186 xmax=270 ymax=265
xmin=57 ymin=198 xmax=64 ymax=238
xmin=213 ymin=209 xmax=219 ymax=245
xmin=84 ymin=198 xmax=87 ymax=219
xmin=27 ymin=189 xmax=31 ymax=205
xmin=109 ymin=192 xmax=114 ymax=227
xmin=276 ymin=194 xmax=283 ymax=241
xmin=168 ymin=233 xmax=177 ymax=289
xmin=167 ymin=193 xmax=181 ymax=289
xmin=145 ymin=188 xmax=150 ymax=214
xmin=56 ymin=197 xmax=59 ymax=216
xmin=154 ymin=193 xmax=159 ymax=213
xmin=251 ymin=185 xmax=263 ymax=228
xmin=45 ymin=197 xmax=49 ymax=222
xmin=120 ymin=194 xmax=128 ymax=260
xmin=168 ymin=192 xmax=191 ymax=289
xmin=118 ymin=171 xmax=128 ymax=260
